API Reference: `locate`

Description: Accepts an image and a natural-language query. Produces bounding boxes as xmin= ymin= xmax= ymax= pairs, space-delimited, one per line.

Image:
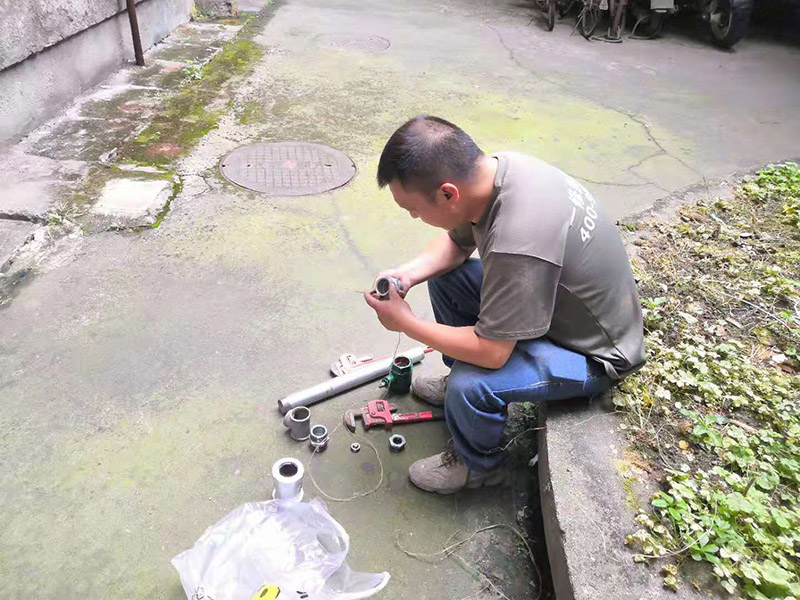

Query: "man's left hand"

xmin=363 ymin=285 xmax=415 ymax=332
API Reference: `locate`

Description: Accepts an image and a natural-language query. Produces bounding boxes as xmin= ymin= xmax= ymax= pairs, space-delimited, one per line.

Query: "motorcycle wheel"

xmin=708 ymin=0 xmax=753 ymax=47
xmin=548 ymin=0 xmax=557 ymax=30
xmin=580 ymin=4 xmax=601 ymax=38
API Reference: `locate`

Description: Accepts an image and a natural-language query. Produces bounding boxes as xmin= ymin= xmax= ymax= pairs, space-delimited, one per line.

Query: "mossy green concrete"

xmin=245 ymin=46 xmax=671 ymax=181
xmin=614 ymin=458 xmax=644 ymax=513
xmin=0 ymin=384 xmax=270 ymax=598
xmin=222 ymin=27 xmax=692 ymax=270
xmin=237 ymin=100 xmax=269 ymax=124
xmin=118 ymin=8 xmax=272 ymax=168
xmin=123 ymin=39 xmax=264 ymax=166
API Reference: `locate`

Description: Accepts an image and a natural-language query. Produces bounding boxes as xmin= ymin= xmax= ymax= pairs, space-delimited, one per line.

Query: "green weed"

xmin=619 ymin=164 xmax=800 ymax=598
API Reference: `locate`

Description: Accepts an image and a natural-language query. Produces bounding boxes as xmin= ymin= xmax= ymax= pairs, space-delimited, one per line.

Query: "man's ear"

xmin=439 ymin=183 xmax=459 ymax=204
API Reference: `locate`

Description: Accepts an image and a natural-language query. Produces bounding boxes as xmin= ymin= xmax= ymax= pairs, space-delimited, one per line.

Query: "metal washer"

xmin=220 ymin=141 xmax=356 ymax=196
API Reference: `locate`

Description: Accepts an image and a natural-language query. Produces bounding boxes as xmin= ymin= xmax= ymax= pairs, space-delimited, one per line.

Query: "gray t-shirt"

xmin=448 ymin=152 xmax=645 ymax=380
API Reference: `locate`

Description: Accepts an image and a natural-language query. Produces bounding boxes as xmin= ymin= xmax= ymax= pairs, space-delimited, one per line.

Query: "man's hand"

xmin=363 ymin=285 xmax=416 ymax=332
xmin=364 ymin=281 xmax=516 ymax=369
xmin=370 ymin=231 xmax=471 ymax=298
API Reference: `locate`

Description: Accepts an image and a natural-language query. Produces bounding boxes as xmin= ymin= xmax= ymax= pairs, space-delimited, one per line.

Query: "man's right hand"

xmin=371 ymin=232 xmax=471 ymax=298
xmin=372 ymin=269 xmax=414 ymax=298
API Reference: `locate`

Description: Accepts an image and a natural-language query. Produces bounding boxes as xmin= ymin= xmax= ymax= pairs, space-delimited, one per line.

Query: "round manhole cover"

xmin=314 ymin=33 xmax=390 ymax=52
xmin=220 ymin=142 xmax=356 ymax=196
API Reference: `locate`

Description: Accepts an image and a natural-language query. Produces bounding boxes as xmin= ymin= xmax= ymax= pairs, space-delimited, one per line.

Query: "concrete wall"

xmin=195 ymin=0 xmax=238 ymax=16
xmin=0 ymin=0 xmax=193 ymax=144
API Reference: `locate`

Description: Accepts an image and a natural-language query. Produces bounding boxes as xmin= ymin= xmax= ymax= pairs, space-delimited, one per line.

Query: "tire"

xmin=548 ymin=0 xmax=557 ymax=30
xmin=580 ymin=4 xmax=601 ymax=38
xmin=708 ymin=0 xmax=753 ymax=47
xmin=631 ymin=6 xmax=665 ymax=37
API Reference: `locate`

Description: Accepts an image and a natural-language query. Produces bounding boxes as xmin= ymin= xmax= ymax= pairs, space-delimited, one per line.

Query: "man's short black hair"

xmin=377 ymin=116 xmax=484 ymax=194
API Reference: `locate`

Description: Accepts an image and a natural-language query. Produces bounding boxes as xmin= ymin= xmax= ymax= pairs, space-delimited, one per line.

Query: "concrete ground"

xmin=1 ymin=0 xmax=799 ymax=598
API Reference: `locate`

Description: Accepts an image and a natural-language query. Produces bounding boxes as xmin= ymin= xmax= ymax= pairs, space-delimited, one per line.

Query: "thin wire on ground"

xmin=397 ymin=523 xmax=542 ymax=600
xmin=305 ymin=332 xmax=402 ymax=502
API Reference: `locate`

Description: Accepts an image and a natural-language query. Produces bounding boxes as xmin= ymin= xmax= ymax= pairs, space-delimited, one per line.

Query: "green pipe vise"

xmin=379 ymin=355 xmax=414 ymax=394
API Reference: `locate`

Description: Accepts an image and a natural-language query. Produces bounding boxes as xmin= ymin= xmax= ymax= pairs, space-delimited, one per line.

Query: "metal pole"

xmin=126 ymin=0 xmax=145 ymax=66
xmin=277 ymin=347 xmax=428 ymax=414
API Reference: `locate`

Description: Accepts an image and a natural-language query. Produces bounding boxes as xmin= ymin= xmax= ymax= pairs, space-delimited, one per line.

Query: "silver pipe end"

xmin=271 ymin=457 xmax=304 ymax=502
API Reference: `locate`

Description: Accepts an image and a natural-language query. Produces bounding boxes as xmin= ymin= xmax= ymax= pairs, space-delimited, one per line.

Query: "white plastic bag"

xmin=172 ymin=499 xmax=390 ymax=600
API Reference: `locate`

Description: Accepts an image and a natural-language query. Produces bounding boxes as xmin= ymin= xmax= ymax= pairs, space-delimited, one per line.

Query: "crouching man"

xmin=364 ymin=115 xmax=645 ymax=495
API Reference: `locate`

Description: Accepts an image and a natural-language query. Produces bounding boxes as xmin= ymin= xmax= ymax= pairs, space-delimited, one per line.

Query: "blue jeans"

xmin=429 ymin=258 xmax=613 ymax=471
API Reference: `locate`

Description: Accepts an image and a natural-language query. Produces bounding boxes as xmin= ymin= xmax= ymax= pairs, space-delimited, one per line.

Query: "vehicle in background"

xmin=629 ymin=0 xmax=754 ymax=46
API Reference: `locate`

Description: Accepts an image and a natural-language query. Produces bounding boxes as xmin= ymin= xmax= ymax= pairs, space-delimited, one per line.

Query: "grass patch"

xmin=151 ymin=176 xmax=184 ymax=229
xmin=618 ymin=163 xmax=800 ymax=598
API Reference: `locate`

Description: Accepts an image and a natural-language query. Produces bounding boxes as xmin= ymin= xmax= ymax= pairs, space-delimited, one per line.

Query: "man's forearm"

xmin=402 ymin=316 xmax=512 ymax=370
xmin=402 ymin=232 xmax=470 ymax=287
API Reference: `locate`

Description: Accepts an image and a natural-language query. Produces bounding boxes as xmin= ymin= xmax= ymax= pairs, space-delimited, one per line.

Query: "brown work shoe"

xmin=411 ymin=374 xmax=448 ymax=407
xmin=408 ymin=448 xmax=508 ymax=495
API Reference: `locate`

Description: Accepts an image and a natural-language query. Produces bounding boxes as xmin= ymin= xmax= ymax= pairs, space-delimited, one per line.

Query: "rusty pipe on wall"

xmin=126 ymin=0 xmax=145 ymax=66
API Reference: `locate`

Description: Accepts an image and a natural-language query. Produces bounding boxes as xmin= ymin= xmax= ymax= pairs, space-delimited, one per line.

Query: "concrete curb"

xmin=539 ymin=399 xmax=724 ymax=600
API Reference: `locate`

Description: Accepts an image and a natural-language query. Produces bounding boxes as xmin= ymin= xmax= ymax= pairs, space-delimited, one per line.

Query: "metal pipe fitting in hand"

xmin=375 ymin=276 xmax=404 ymax=298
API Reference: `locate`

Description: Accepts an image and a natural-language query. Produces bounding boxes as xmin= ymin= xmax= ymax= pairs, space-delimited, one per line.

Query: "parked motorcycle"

xmin=629 ymin=0 xmax=754 ymax=46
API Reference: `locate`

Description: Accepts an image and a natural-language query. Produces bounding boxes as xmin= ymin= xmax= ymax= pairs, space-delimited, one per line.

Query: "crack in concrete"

xmin=0 ymin=212 xmax=45 ymax=224
xmin=621 ymin=151 xmax=675 ymax=193
xmin=625 ymin=112 xmax=703 ymax=177
xmin=486 ymin=23 xmax=703 ymax=186
xmin=485 ymin=23 xmax=546 ymax=83
xmin=570 ymin=174 xmax=651 ymax=188
xmin=623 ymin=150 xmax=664 ymax=174
xmin=330 ymin=196 xmax=376 ymax=275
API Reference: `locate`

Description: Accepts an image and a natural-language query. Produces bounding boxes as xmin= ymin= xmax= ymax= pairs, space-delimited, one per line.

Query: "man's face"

xmin=389 ymin=181 xmax=464 ymax=229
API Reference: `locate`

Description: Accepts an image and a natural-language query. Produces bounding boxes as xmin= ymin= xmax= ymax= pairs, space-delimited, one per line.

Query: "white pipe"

xmin=277 ymin=346 xmax=427 ymax=414
xmin=271 ymin=457 xmax=304 ymax=502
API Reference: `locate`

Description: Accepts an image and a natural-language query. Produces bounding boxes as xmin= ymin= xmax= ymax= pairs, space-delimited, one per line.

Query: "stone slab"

xmin=0 ymin=150 xmax=85 ymax=221
xmin=0 ymin=219 xmax=37 ymax=271
xmin=539 ymin=399 xmax=723 ymax=600
xmin=0 ymin=182 xmax=55 ymax=222
xmin=91 ymin=178 xmax=173 ymax=224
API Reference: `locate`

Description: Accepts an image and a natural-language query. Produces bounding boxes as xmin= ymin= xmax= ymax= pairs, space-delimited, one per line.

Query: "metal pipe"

xmin=282 ymin=406 xmax=311 ymax=441
xmin=271 ymin=457 xmax=304 ymax=502
xmin=126 ymin=0 xmax=145 ymax=66
xmin=277 ymin=346 xmax=428 ymax=414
